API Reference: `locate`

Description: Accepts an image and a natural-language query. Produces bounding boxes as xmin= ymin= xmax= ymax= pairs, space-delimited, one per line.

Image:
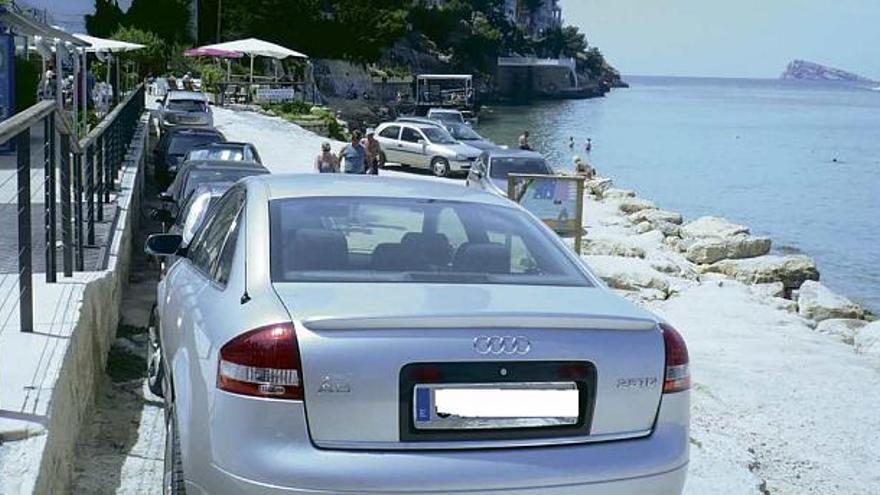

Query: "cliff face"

xmin=781 ymin=60 xmax=876 ymax=84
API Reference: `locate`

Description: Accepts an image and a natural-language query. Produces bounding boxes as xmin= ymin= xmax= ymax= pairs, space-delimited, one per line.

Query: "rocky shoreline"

xmin=578 ymin=174 xmax=878 ymax=352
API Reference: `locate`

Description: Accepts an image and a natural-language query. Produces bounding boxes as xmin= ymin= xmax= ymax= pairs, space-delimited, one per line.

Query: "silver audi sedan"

xmin=146 ymin=175 xmax=690 ymax=495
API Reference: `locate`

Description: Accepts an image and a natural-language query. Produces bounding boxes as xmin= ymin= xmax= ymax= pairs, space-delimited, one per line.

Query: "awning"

xmin=0 ymin=8 xmax=89 ymax=46
xmin=184 ymin=47 xmax=243 ymax=58
xmin=72 ymin=33 xmax=145 ymax=53
xmin=197 ymin=38 xmax=307 ymax=59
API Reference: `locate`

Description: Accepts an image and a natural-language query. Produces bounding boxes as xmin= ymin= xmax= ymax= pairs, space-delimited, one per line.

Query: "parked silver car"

xmin=155 ymin=91 xmax=213 ymax=131
xmin=396 ymin=117 xmax=499 ymax=152
xmin=146 ymin=174 xmax=690 ymax=495
xmin=375 ymin=122 xmax=481 ymax=177
xmin=466 ymin=149 xmax=553 ymax=197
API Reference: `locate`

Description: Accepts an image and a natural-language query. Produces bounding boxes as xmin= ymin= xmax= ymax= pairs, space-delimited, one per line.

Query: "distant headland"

xmin=781 ymin=60 xmax=877 ymax=84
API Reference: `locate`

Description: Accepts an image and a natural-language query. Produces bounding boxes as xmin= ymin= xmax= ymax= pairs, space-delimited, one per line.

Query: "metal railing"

xmin=0 ymin=83 xmax=145 ymax=332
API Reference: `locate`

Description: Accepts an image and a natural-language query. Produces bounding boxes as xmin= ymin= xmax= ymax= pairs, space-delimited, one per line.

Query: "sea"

xmin=475 ymin=76 xmax=880 ymax=313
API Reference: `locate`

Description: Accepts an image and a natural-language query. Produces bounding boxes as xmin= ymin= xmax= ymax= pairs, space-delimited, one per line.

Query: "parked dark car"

xmin=163 ymin=160 xmax=269 ymax=206
xmin=153 ymin=127 xmax=226 ymax=184
xmin=183 ymin=142 xmax=262 ymax=165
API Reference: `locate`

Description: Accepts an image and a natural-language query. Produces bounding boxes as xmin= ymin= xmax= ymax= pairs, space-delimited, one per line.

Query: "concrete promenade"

xmin=0 ymin=114 xmax=148 ymax=494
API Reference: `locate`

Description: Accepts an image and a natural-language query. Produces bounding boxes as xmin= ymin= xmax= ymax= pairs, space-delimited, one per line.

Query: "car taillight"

xmin=660 ymin=323 xmax=690 ymax=393
xmin=218 ymin=322 xmax=303 ymax=400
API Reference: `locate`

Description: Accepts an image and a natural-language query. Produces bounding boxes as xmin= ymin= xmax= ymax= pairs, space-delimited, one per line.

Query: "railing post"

xmin=17 ymin=129 xmax=33 ymax=333
xmin=86 ymin=145 xmax=95 ymax=245
xmin=44 ymin=115 xmax=57 ymax=283
xmin=98 ymin=134 xmax=107 ymax=213
xmin=74 ymin=151 xmax=85 ymax=271
xmin=60 ymin=135 xmax=73 ymax=277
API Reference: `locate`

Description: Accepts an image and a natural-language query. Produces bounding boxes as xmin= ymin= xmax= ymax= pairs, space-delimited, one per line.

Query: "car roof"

xmin=481 ymin=148 xmax=545 ymax=160
xmin=167 ymin=91 xmax=207 ymax=101
xmin=394 ymin=117 xmax=442 ymax=127
xmin=428 ymin=108 xmax=461 ymax=114
xmin=191 ymin=182 xmax=235 ymax=196
xmin=187 ymin=142 xmax=251 ymax=150
xmin=166 ymin=127 xmax=224 ymax=138
xmin=253 ymin=174 xmax=514 ymax=207
xmin=184 ymin=160 xmax=265 ymax=171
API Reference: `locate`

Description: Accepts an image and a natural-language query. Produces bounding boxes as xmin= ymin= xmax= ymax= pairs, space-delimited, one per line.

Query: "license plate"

xmin=413 ymin=382 xmax=579 ymax=430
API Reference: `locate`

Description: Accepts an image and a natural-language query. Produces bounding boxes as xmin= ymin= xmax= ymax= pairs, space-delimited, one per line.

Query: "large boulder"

xmin=796 ymin=281 xmax=865 ymax=322
xmin=816 ymin=318 xmax=869 ymax=344
xmin=703 ymin=254 xmax=820 ymax=289
xmin=681 ymin=216 xmax=749 ymax=239
xmin=750 ymin=282 xmax=786 ymax=300
xmin=603 ymin=188 xmax=635 ymax=199
xmin=585 ymin=177 xmax=613 ymax=197
xmin=854 ymin=321 xmax=880 ymax=356
xmin=581 ymin=238 xmax=646 ymax=258
xmin=684 ymin=234 xmax=772 ymax=264
xmin=582 ymin=255 xmax=670 ymax=293
xmin=618 ymin=197 xmax=657 ymax=214
xmin=629 ymin=209 xmax=683 ymax=226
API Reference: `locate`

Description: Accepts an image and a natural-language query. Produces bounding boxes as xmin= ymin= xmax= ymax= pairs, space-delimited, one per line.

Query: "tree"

xmin=85 ymin=0 xmax=124 ymax=38
xmin=124 ymin=0 xmax=192 ymax=46
xmin=111 ymin=26 xmax=166 ymax=76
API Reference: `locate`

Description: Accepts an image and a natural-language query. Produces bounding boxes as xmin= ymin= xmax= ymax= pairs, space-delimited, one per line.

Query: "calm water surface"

xmin=476 ymin=76 xmax=880 ymax=312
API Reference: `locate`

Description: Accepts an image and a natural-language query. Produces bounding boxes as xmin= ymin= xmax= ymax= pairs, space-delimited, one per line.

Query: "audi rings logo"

xmin=473 ymin=336 xmax=531 ymax=355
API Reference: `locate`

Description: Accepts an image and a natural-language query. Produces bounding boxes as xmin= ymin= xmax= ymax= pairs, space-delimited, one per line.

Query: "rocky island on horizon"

xmin=781 ymin=59 xmax=877 ymax=84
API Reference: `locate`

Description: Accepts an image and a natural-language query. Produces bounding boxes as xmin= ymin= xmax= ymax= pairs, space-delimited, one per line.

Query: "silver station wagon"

xmin=146 ymin=175 xmax=690 ymax=495
xmin=375 ymin=122 xmax=482 ymax=177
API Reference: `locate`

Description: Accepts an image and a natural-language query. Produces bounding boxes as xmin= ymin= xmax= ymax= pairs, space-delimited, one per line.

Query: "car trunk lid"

xmin=273 ymin=282 xmax=665 ymax=450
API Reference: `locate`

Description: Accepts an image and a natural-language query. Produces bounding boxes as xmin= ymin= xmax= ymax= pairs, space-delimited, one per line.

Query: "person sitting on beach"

xmin=315 ymin=142 xmax=339 ymax=173
xmin=340 ymin=130 xmax=367 ymax=174
xmin=574 ymin=156 xmax=595 ymax=179
xmin=518 ymin=131 xmax=532 ymax=150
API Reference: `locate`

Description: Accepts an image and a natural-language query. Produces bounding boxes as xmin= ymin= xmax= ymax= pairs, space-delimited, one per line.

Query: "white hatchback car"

xmin=375 ymin=122 xmax=481 ymax=177
xmin=146 ymin=175 xmax=690 ymax=494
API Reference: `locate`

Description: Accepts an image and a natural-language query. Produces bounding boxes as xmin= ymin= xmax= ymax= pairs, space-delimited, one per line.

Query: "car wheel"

xmin=163 ymin=405 xmax=186 ymax=495
xmin=432 ymin=157 xmax=451 ymax=177
xmin=147 ymin=305 xmax=164 ymax=398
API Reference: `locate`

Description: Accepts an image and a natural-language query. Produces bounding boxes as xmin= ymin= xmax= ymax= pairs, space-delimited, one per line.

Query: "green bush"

xmin=196 ymin=63 xmax=224 ymax=93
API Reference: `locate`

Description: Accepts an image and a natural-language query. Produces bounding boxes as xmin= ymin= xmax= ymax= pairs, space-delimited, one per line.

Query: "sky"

xmin=560 ymin=0 xmax=880 ymax=79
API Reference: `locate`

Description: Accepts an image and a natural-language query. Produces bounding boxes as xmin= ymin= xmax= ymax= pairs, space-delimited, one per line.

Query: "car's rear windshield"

xmin=184 ymin=169 xmax=266 ymax=198
xmin=269 ymin=197 xmax=591 ymax=286
xmin=421 ymin=127 xmax=456 ymax=144
xmin=166 ymin=99 xmax=207 ymax=112
xmin=187 ymin=146 xmax=245 ymax=161
xmin=448 ymin=124 xmax=481 ymax=140
xmin=169 ymin=134 xmax=223 ymax=155
xmin=431 ymin=112 xmax=464 ymax=124
xmin=489 ymin=158 xmax=551 ymax=179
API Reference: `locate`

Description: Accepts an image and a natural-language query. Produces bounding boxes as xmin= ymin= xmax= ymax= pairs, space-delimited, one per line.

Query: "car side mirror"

xmin=145 ymin=233 xmax=184 ymax=257
xmin=150 ymin=208 xmax=173 ymax=223
xmin=418 ymin=139 xmax=426 ymax=146
xmin=474 ymin=170 xmax=483 ymax=179
xmin=155 ymin=98 xmax=164 ymax=105
xmin=158 ymin=192 xmax=175 ymax=203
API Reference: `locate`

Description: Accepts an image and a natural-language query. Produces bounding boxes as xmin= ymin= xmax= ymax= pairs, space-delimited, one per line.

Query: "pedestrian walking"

xmin=518 ymin=131 xmax=532 ymax=150
xmin=315 ymin=142 xmax=339 ymax=173
xmin=363 ymin=129 xmax=382 ymax=175
xmin=340 ymin=130 xmax=367 ymax=174
xmin=182 ymin=72 xmax=194 ymax=91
